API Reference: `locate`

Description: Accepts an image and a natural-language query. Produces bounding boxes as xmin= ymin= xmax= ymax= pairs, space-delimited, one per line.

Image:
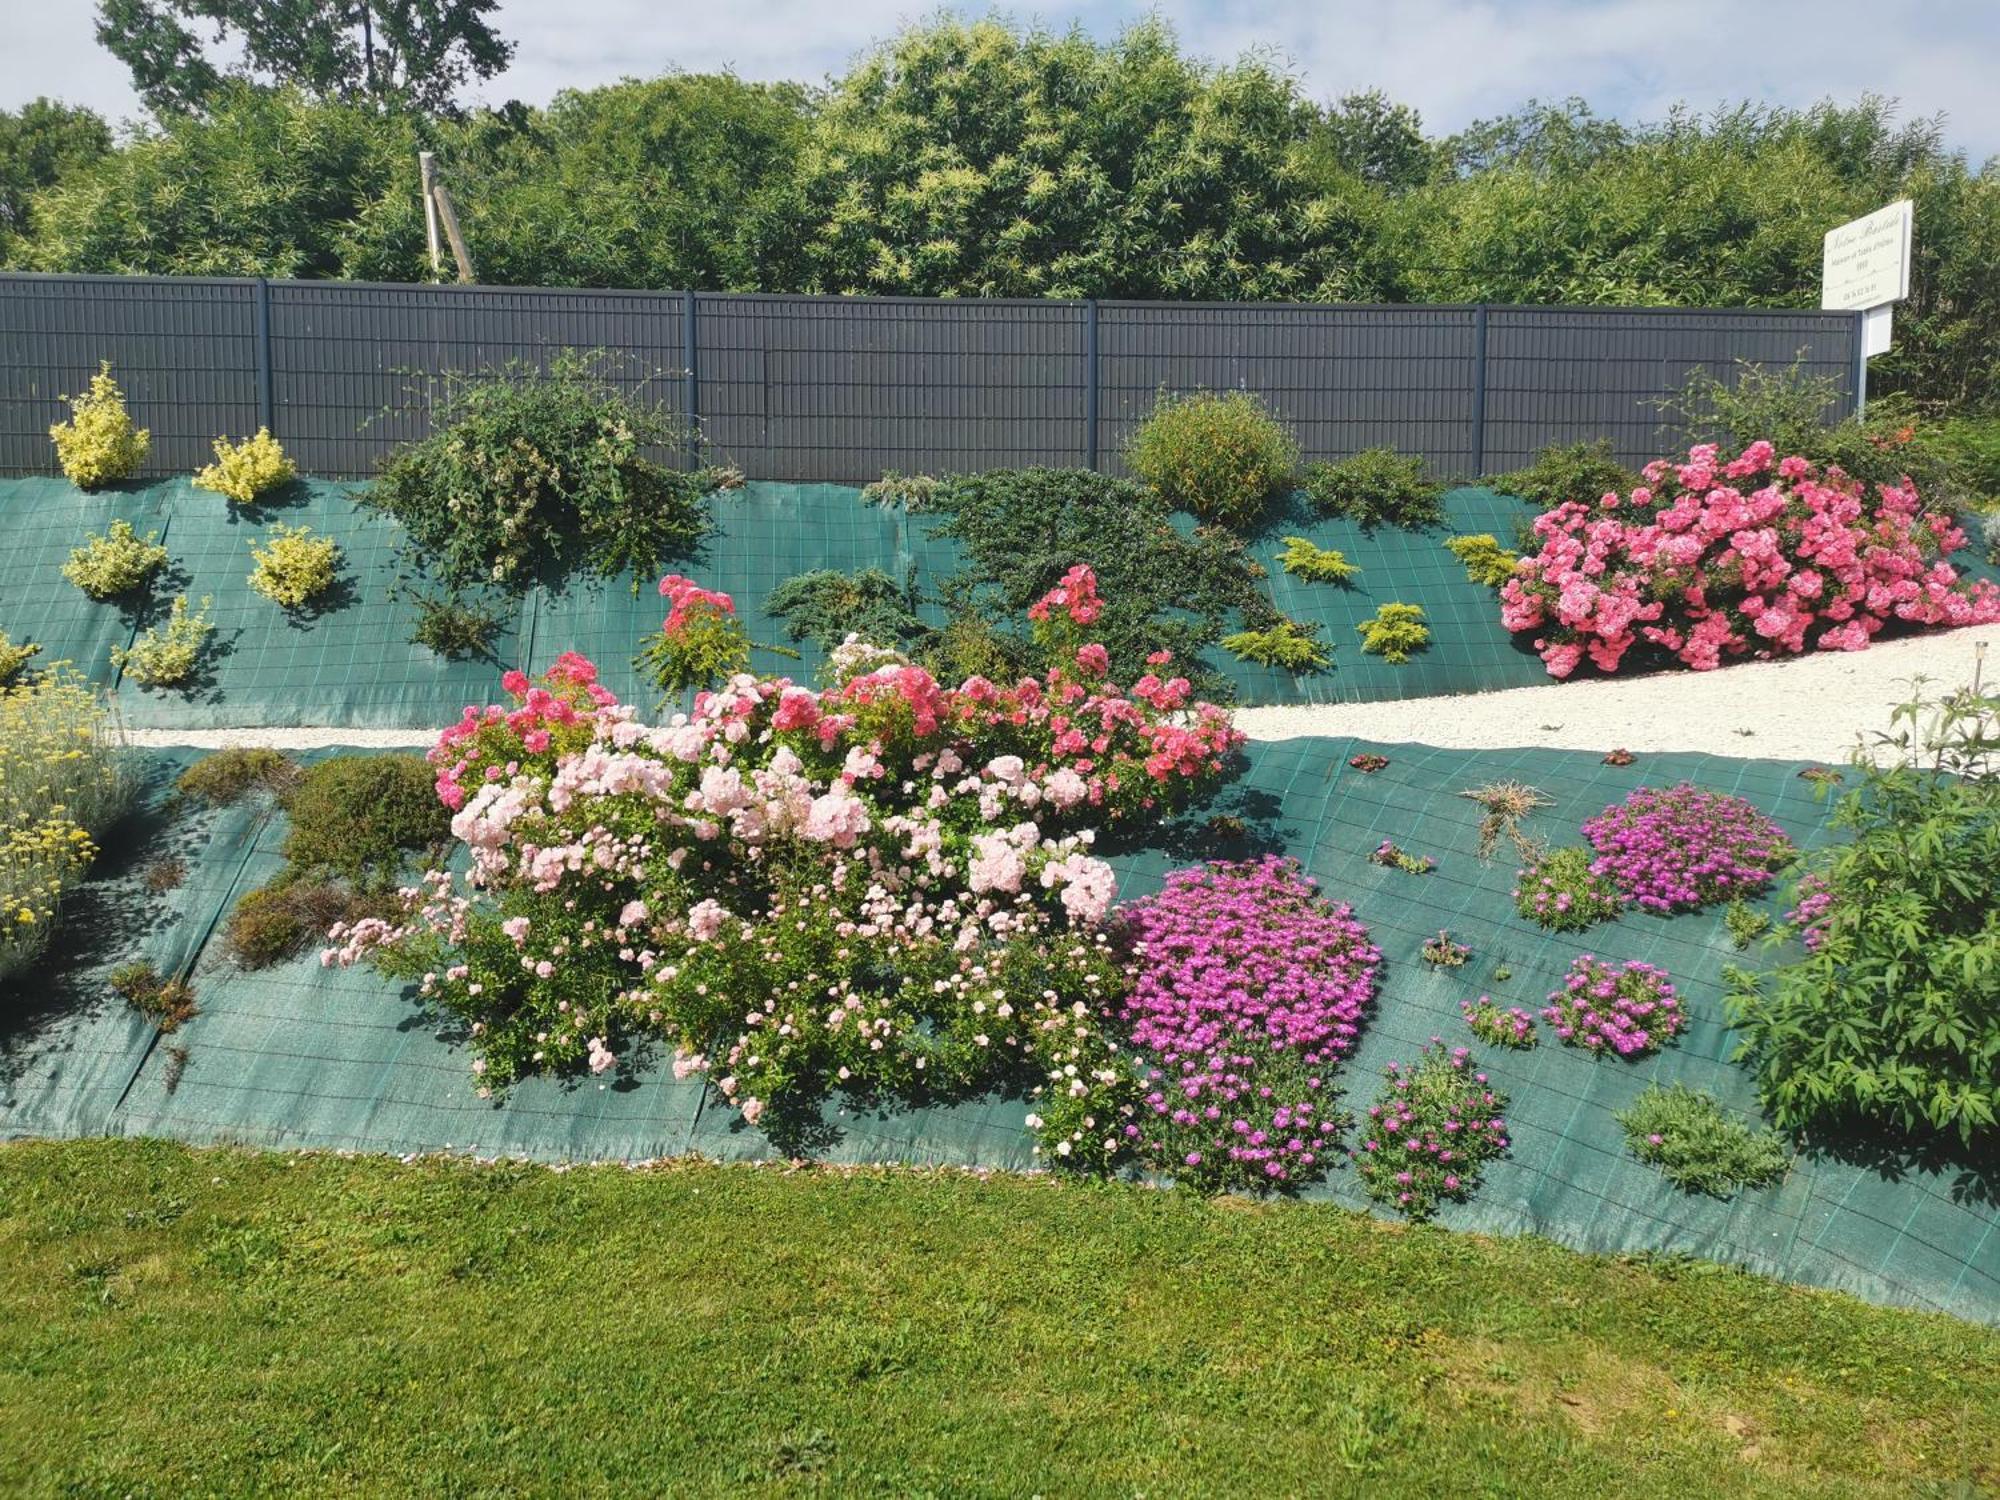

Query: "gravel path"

xmin=125 ymin=624 xmax=1998 ymax=763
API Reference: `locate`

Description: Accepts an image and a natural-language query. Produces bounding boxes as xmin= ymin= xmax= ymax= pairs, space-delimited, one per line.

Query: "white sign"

xmin=1863 ymin=303 xmax=1894 ymax=357
xmin=1822 ymin=199 xmax=1912 ymax=311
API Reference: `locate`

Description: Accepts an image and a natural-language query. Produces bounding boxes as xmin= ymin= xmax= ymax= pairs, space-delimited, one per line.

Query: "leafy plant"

xmin=1353 ymin=1044 xmax=1510 ymax=1219
xmin=281 ymin=754 xmax=448 ymax=890
xmin=366 ymin=352 xmax=724 ymax=594
xmin=1274 ymin=536 xmax=1358 ymax=583
xmin=1124 ymin=389 xmax=1298 ymax=528
xmin=175 ymin=748 xmax=301 ymax=807
xmin=1457 ymin=780 xmax=1551 ymax=858
xmin=1461 ymin=995 xmax=1537 ymax=1049
xmin=1221 ymin=619 xmax=1330 ymax=672
xmin=1617 ymin=1084 xmax=1789 ymax=1197
xmin=1443 ymin=532 xmax=1519 ymax=588
xmin=1583 ymin=783 xmax=1794 ymax=914
xmin=1488 ymin=439 xmax=1635 ymax=511
xmin=194 ymin=427 xmax=296 ymax=503
xmin=110 ymin=596 xmax=213 ymax=688
xmin=860 ymin=471 xmax=941 ymax=511
xmin=1421 ymin=930 xmax=1471 ymax=967
xmin=0 ymin=631 xmax=40 ymax=688
xmin=766 ymin=568 xmax=925 ymax=650
xmin=107 ymin=961 xmax=196 ymax=1031
xmin=1368 ymin=840 xmax=1434 ymax=875
xmin=1513 ymin=845 xmax=1622 ymax=931
xmin=49 ymin=362 xmax=148 ymax=489
xmin=1355 ymin=602 xmax=1430 ymax=662
xmin=637 ymin=575 xmax=756 ymax=696
xmin=1544 ymin=956 xmax=1684 ymax=1058
xmin=1303 ymin=448 xmax=1444 ymax=531
xmin=247 ymin=524 xmax=341 ymax=610
xmin=224 ymin=879 xmax=372 ymax=969
xmin=409 ymin=591 xmax=508 ymax=659
xmin=61 ymin=519 xmax=169 ymax=600
xmin=1724 ymin=899 xmax=1771 ymax=949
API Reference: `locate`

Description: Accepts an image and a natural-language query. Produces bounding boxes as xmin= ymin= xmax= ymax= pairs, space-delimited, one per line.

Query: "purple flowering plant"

xmin=1112 ymin=856 xmax=1378 ymax=1193
xmin=1542 ymin=955 xmax=1686 ymax=1058
xmin=1581 ymin=783 xmax=1794 ymax=914
xmin=1353 ymin=1041 xmax=1511 ymax=1219
xmin=1513 ymin=845 xmax=1623 ymax=931
xmin=1461 ymin=995 xmax=1537 ymax=1049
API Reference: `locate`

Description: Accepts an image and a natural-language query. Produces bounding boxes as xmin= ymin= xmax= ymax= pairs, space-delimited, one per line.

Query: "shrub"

xmin=61 ymin=518 xmax=169 ymax=600
xmin=1489 ymin=439 xmax=1635 ymax=511
xmin=366 ymin=352 xmax=724 ymax=593
xmin=1221 ymin=619 xmax=1330 ymax=671
xmin=860 ymin=471 xmax=942 ymax=511
xmin=1729 ymin=683 xmax=2000 ymax=1145
xmin=107 ymin=961 xmax=197 ymax=1030
xmin=409 ymin=591 xmax=508 ymax=659
xmin=1457 ymin=780 xmax=1551 ymax=858
xmin=1112 ymin=857 xmax=1377 ymax=1192
xmin=1125 ymin=389 xmax=1298 ymax=528
xmin=1513 ymin=845 xmax=1621 ymax=931
xmin=1461 ymin=996 xmax=1537 ymax=1049
xmin=246 ymin=524 xmax=340 ymax=610
xmin=0 ymin=669 xmax=130 ymax=986
xmin=0 ymin=631 xmax=40 ymax=688
xmin=1543 ymin=956 xmax=1685 ymax=1058
xmin=767 ymin=568 xmax=925 ymax=650
xmin=193 ymin=427 xmax=295 ymax=503
xmin=281 ymin=753 xmax=448 ymax=888
xmin=49 ymin=362 xmax=148 ymax=489
xmin=1274 ymin=536 xmax=1358 ymax=583
xmin=1353 ymin=1043 xmax=1510 ymax=1219
xmin=1617 ymin=1084 xmax=1789 ymax=1197
xmin=1444 ymin=532 xmax=1519 ymax=588
xmin=1303 ymin=447 xmax=1444 ymax=531
xmin=1724 ymin=899 xmax=1771 ymax=949
xmin=175 ymin=747 xmax=301 ymax=806
xmin=110 ymin=595 xmax=213 ymax=687
xmin=1355 ymin=602 xmax=1430 ymax=663
xmin=636 ymin=574 xmax=754 ymax=695
xmin=1582 ymin=783 xmax=1794 ymax=914
xmin=1501 ymin=439 xmax=2000 ymax=678
xmin=225 ymin=879 xmax=368 ymax=968
xmin=1932 ymin=414 xmax=2000 ymax=508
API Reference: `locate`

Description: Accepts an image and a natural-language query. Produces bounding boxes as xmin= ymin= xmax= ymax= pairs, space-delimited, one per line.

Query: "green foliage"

xmin=280 ymin=754 xmax=448 ymax=890
xmin=408 ymin=591 xmax=507 ymax=660
xmin=110 ymin=596 xmax=213 ymax=688
xmin=1617 ymin=1084 xmax=1790 ymax=1198
xmin=194 ymin=428 xmax=295 ymax=504
xmin=859 ymin=472 xmax=941 ymax=511
xmin=766 ymin=569 xmax=926 ymax=651
xmin=1730 ymin=683 xmax=2000 ymax=1146
xmin=175 ymin=748 xmax=301 ymax=807
xmin=635 ymin=606 xmax=753 ymax=698
xmin=224 ymin=878 xmax=371 ymax=970
xmin=924 ymin=467 xmax=1264 ymax=693
xmin=107 ymin=961 xmax=196 ymax=1031
xmin=1725 ymin=899 xmax=1772 ymax=949
xmin=1303 ymin=448 xmax=1444 ymax=531
xmin=1444 ymin=532 xmax=1520 ymax=588
xmin=1489 ymin=440 xmax=1636 ymax=511
xmin=1421 ymin=930 xmax=1472 ymax=968
xmin=0 ymin=631 xmax=42 ymax=688
xmin=1516 ymin=846 xmax=1623 ymax=931
xmin=1354 ymin=602 xmax=1430 ymax=662
xmin=1274 ymin=536 xmax=1358 ymax=583
xmin=367 ymin=352 xmax=719 ymax=595
xmin=1931 ymin=414 xmax=2000 ymax=510
xmin=1221 ymin=619 xmax=1331 ymax=672
xmin=246 ymin=524 xmax=340 ymax=610
xmin=49 ymin=363 xmax=149 ymax=489
xmin=1124 ymin=389 xmax=1298 ymax=529
xmin=62 ymin=518 xmax=170 ymax=601
xmin=0 ymin=98 xmax=110 ymax=257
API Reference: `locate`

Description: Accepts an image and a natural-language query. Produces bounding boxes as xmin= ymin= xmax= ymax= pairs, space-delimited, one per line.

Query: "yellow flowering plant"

xmin=49 ymin=362 xmax=149 ymax=490
xmin=194 ymin=428 xmax=296 ymax=504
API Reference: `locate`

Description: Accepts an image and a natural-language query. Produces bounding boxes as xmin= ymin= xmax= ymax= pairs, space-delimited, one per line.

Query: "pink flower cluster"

xmin=1786 ymin=873 xmax=1835 ymax=953
xmin=1542 ymin=955 xmax=1685 ymax=1058
xmin=658 ymin=574 xmax=736 ymax=634
xmin=1027 ymin=563 xmax=1103 ymax=627
xmin=1353 ymin=1042 xmax=1510 ymax=1218
xmin=1461 ymin=995 xmax=1537 ymax=1049
xmin=430 ymin=652 xmax=617 ymax=811
xmin=1115 ymin=857 xmax=1379 ymax=1190
xmin=1500 ymin=440 xmax=2000 ymax=677
xmin=1582 ymin=783 xmax=1794 ymax=914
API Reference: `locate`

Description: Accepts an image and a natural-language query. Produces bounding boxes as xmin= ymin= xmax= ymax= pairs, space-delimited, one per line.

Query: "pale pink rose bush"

xmin=1500 ymin=440 xmax=2000 ymax=678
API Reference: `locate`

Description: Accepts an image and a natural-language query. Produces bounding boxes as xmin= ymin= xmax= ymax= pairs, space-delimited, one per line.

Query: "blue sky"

xmin=6 ymin=0 xmax=1997 ymax=160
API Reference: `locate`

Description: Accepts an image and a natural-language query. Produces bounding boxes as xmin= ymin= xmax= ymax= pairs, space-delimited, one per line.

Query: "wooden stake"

xmin=431 ymin=181 xmax=476 ymax=284
xmin=418 ymin=152 xmax=442 ymax=278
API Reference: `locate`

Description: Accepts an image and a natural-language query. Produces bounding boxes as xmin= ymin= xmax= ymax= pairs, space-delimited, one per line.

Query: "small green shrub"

xmin=1444 ymin=532 xmax=1519 ymax=588
xmin=224 ymin=879 xmax=365 ymax=969
xmin=1515 ymin=845 xmax=1621 ymax=931
xmin=1421 ymin=929 xmax=1471 ymax=968
xmin=1724 ymin=899 xmax=1771 ymax=949
xmin=61 ymin=519 xmax=169 ymax=600
xmin=1125 ymin=389 xmax=1298 ymax=528
xmin=0 ymin=631 xmax=41 ymax=688
xmin=1617 ymin=1084 xmax=1789 ymax=1197
xmin=1932 ymin=414 xmax=2000 ymax=509
xmin=1489 ymin=439 xmax=1635 ymax=511
xmin=1303 ymin=448 xmax=1444 ymax=531
xmin=193 ymin=427 xmax=296 ymax=503
xmin=247 ymin=524 xmax=341 ymax=610
xmin=281 ymin=754 xmax=449 ymax=888
xmin=108 ymin=961 xmax=196 ymax=1030
xmin=766 ymin=569 xmax=925 ymax=650
xmin=409 ymin=592 xmax=508 ymax=659
xmin=176 ymin=748 xmax=301 ymax=807
xmin=860 ymin=471 xmax=942 ymax=511
xmin=1221 ymin=619 xmax=1330 ymax=672
xmin=1355 ymin=602 xmax=1430 ymax=662
xmin=1274 ymin=536 xmax=1358 ymax=583
xmin=110 ymin=596 xmax=213 ymax=687
xmin=49 ymin=362 xmax=148 ymax=489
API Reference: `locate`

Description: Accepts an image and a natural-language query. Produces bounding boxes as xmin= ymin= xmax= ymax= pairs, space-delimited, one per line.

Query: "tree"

xmin=95 ymin=0 xmax=512 ymax=116
xmin=0 ymin=100 xmax=112 ymax=258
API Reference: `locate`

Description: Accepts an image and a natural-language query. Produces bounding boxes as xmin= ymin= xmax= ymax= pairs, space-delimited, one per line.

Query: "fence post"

xmin=1852 ymin=309 xmax=1868 ymax=419
xmin=1469 ymin=303 xmax=1489 ymax=478
xmin=254 ymin=278 xmax=274 ymax=436
xmin=1083 ymin=298 xmax=1100 ymax=471
xmin=683 ymin=289 xmax=700 ymax=465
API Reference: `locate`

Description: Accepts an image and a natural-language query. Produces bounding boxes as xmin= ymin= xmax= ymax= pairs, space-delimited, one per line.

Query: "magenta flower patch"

xmin=1582 ymin=783 xmax=1794 ymax=915
xmin=1542 ymin=955 xmax=1686 ymax=1059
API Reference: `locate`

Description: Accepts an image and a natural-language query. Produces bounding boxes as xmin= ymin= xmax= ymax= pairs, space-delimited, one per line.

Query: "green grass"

xmin=0 ymin=1140 xmax=1993 ymax=1497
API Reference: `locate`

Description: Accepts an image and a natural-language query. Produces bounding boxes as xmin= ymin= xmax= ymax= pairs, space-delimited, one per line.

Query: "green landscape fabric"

xmin=2 ymin=740 xmax=1992 ymax=1323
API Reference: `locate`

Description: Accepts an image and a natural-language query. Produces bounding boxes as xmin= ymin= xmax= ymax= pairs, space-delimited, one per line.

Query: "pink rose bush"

xmin=1500 ymin=440 xmax=2000 ymax=678
xmin=328 ymin=577 xmax=1245 ymax=1152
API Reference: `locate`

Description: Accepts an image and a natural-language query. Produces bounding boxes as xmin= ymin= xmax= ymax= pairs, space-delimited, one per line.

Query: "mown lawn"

xmin=0 ymin=1140 xmax=1992 ymax=1497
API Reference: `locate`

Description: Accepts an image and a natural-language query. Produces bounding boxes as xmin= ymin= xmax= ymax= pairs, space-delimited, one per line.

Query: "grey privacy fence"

xmin=0 ymin=273 xmax=1863 ymax=482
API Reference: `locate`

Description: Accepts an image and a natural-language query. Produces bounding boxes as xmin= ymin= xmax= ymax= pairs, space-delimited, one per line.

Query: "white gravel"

xmin=124 ymin=624 xmax=1998 ymax=764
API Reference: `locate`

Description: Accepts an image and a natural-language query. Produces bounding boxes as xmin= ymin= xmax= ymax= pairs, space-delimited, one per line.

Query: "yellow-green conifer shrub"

xmin=1355 ymin=602 xmax=1431 ymax=663
xmin=194 ymin=427 xmax=296 ymax=503
xmin=49 ymin=362 xmax=150 ymax=489
xmin=247 ymin=524 xmax=341 ymax=609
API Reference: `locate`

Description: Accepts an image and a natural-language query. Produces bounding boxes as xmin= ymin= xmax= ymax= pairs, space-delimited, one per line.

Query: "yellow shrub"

xmin=0 ymin=631 xmax=40 ymax=688
xmin=49 ymin=362 xmax=150 ymax=490
xmin=247 ymin=524 xmax=341 ymax=609
xmin=111 ymin=595 xmax=214 ymax=687
xmin=194 ymin=427 xmax=296 ymax=504
xmin=62 ymin=518 xmax=170 ymax=600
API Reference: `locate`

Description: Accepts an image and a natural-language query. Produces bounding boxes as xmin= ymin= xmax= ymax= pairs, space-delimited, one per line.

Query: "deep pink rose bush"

xmin=1500 ymin=440 xmax=2000 ymax=678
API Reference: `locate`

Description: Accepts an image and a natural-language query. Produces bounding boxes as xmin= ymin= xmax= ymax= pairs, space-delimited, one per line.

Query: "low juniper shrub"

xmin=1221 ymin=619 xmax=1330 ymax=671
xmin=1304 ymin=447 xmax=1445 ymax=531
xmin=1354 ymin=602 xmax=1430 ymax=662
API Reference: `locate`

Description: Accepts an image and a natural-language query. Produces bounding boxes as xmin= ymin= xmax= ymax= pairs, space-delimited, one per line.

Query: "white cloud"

xmin=3 ymin=0 xmax=1994 ymax=160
